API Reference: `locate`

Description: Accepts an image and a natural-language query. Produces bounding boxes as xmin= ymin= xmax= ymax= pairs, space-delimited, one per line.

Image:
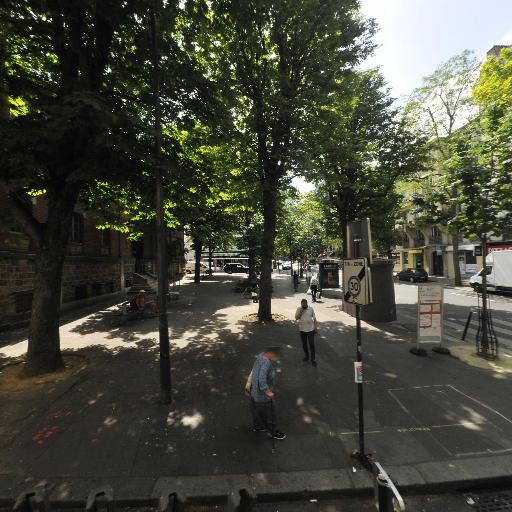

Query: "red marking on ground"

xmin=32 ymin=426 xmax=59 ymax=445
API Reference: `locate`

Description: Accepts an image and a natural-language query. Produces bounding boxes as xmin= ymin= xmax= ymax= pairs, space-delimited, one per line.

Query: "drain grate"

xmin=470 ymin=493 xmax=512 ymax=511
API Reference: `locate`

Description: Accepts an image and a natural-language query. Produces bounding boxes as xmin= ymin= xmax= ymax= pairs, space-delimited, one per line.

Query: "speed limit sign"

xmin=343 ymin=258 xmax=371 ymax=305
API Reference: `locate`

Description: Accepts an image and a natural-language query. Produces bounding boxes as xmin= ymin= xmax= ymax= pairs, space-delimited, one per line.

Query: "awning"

xmin=444 ymin=244 xmax=476 ymax=252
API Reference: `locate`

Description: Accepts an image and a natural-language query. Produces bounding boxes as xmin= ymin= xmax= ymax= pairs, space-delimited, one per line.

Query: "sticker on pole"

xmin=354 ymin=361 xmax=363 ymax=383
xmin=343 ymin=258 xmax=371 ymax=305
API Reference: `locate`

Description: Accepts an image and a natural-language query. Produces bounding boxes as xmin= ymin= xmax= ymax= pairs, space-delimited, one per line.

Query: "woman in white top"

xmin=295 ymin=299 xmax=318 ymax=366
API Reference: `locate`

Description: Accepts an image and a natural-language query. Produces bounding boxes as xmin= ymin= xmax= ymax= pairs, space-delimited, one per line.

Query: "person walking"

xmin=309 ymin=273 xmax=319 ymax=302
xmin=295 ymin=299 xmax=318 ymax=366
xmin=248 ymin=347 xmax=287 ymax=440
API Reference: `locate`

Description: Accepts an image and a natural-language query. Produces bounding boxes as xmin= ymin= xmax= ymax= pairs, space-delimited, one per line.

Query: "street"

xmin=394 ymin=281 xmax=512 ymax=350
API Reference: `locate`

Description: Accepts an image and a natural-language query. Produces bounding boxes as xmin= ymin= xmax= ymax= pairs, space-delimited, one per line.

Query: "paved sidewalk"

xmin=1 ymin=273 xmax=512 ymax=503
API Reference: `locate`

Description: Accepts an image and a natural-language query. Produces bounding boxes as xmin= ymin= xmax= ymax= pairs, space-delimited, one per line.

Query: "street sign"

xmin=417 ymin=284 xmax=444 ymax=343
xmin=343 ymin=258 xmax=371 ymax=305
xmin=347 ymin=219 xmax=373 ymax=264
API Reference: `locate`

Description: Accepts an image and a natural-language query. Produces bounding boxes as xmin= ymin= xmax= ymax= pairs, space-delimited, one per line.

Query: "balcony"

xmin=429 ymin=236 xmax=442 ymax=244
xmin=414 ymin=238 xmax=425 ymax=248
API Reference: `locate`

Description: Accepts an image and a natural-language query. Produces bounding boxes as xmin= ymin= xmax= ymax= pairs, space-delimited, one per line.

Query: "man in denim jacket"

xmin=250 ymin=346 xmax=286 ymax=440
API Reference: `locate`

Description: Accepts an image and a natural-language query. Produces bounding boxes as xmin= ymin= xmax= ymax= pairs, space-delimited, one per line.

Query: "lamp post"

xmin=150 ymin=4 xmax=171 ymax=404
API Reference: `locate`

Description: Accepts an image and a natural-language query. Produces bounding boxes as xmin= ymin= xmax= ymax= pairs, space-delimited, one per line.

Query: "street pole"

xmin=150 ymin=5 xmax=171 ymax=404
xmin=353 ymin=303 xmax=371 ymax=470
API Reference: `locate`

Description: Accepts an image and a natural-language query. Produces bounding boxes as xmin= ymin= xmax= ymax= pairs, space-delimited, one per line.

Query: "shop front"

xmin=399 ymin=248 xmax=424 ymax=270
xmin=445 ymin=244 xmax=482 ymax=277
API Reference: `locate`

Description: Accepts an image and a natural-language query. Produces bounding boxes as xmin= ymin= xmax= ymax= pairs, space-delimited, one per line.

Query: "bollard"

xmin=13 ymin=481 xmax=52 ymax=512
xmin=85 ymin=486 xmax=114 ymax=512
xmin=226 ymin=489 xmax=257 ymax=512
xmin=462 ymin=309 xmax=474 ymax=341
xmin=157 ymin=490 xmax=186 ymax=512
xmin=373 ymin=462 xmax=405 ymax=512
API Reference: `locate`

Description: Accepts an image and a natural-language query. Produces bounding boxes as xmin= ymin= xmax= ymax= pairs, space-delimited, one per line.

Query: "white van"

xmin=469 ymin=250 xmax=512 ymax=294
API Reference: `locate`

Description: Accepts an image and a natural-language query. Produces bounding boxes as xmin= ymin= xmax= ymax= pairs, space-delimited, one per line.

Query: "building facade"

xmin=0 ymin=193 xmax=185 ymax=330
xmin=396 ymin=210 xmax=511 ymax=280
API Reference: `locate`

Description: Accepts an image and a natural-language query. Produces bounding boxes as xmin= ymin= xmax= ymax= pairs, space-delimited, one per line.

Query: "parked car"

xmin=396 ymin=268 xmax=429 ymax=283
xmin=281 ymin=261 xmax=292 ymax=270
xmin=223 ymin=263 xmax=250 ymax=274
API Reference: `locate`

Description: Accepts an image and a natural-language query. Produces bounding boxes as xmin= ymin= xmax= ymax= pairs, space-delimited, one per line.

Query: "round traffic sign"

xmin=348 ymin=276 xmax=361 ymax=297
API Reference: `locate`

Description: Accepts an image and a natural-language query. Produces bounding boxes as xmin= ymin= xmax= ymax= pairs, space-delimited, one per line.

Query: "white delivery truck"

xmin=469 ymin=250 xmax=512 ymax=294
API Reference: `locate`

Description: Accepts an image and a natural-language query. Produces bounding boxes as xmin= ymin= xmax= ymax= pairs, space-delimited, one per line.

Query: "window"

xmin=100 ymin=229 xmax=111 ymax=255
xmin=91 ymin=283 xmax=103 ymax=296
xmin=9 ymin=217 xmax=25 ymax=234
xmin=431 ymin=226 xmax=441 ymax=237
xmin=14 ymin=291 xmax=33 ymax=313
xmin=71 ymin=213 xmax=84 ymax=243
xmin=465 ymin=251 xmax=476 ymax=264
xmin=74 ymin=284 xmax=87 ymax=300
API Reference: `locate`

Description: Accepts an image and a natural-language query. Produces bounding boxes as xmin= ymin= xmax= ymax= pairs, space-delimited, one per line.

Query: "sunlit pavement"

xmin=1 ymin=272 xmax=512 ymax=501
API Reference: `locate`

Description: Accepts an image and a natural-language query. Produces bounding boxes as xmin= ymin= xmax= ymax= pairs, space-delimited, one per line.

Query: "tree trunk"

xmin=208 ymin=246 xmax=213 ymax=275
xmin=258 ymin=183 xmax=277 ymax=321
xmin=334 ymin=187 xmax=349 ymax=258
xmin=480 ymin=235 xmax=489 ymax=356
xmin=194 ymin=239 xmax=202 ymax=284
xmin=24 ymin=184 xmax=80 ymax=376
xmin=248 ymin=241 xmax=257 ymax=283
xmin=451 ymin=230 xmax=462 ymax=287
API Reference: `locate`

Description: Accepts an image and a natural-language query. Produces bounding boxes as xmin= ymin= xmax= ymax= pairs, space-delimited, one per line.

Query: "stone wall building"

xmin=0 ymin=192 xmax=136 ymax=329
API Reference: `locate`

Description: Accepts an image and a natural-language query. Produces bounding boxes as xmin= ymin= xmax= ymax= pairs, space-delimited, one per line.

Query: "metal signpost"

xmin=343 ymin=258 xmax=372 ymax=470
xmin=410 ymin=283 xmax=448 ymax=357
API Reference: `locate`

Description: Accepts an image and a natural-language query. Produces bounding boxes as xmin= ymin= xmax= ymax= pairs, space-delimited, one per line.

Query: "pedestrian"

xmin=247 ymin=347 xmax=286 ymax=440
xmin=310 ymin=273 xmax=319 ymax=302
xmin=295 ymin=299 xmax=318 ymax=366
xmin=293 ymin=271 xmax=299 ymax=292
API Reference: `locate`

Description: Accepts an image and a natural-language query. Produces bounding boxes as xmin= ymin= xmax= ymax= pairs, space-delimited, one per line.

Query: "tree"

xmin=206 ymin=0 xmax=373 ymax=319
xmin=473 ymin=47 xmax=512 ymax=190
xmin=405 ymin=50 xmax=479 ymax=285
xmin=305 ymin=70 xmax=424 ymax=256
xmin=0 ymin=1 xmax=208 ymax=375
xmin=448 ymin=122 xmax=512 ymax=355
xmin=275 ymin=194 xmax=334 ymax=264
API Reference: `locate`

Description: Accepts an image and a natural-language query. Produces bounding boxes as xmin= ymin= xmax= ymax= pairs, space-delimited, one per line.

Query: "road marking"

xmin=338 ymin=421 xmax=488 ymax=437
xmin=448 ymin=385 xmax=512 ymax=426
xmin=444 ymin=319 xmax=511 ymax=338
xmin=454 ymin=448 xmax=512 ymax=457
xmin=491 ymin=317 xmax=512 ymax=329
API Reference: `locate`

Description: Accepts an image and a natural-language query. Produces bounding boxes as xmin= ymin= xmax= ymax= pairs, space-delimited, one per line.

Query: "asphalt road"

xmin=394 ymin=281 xmax=512 ymax=351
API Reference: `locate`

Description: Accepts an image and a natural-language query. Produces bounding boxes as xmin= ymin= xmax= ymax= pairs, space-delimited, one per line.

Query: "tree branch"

xmin=0 ymin=185 xmax=43 ymax=246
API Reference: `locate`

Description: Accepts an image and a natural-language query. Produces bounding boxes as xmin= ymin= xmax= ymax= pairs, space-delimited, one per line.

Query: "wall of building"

xmin=0 ymin=195 xmax=136 ymax=330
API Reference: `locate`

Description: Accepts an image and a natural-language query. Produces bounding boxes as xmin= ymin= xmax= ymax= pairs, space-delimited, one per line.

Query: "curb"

xmin=1 ymin=455 xmax=512 ymax=506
